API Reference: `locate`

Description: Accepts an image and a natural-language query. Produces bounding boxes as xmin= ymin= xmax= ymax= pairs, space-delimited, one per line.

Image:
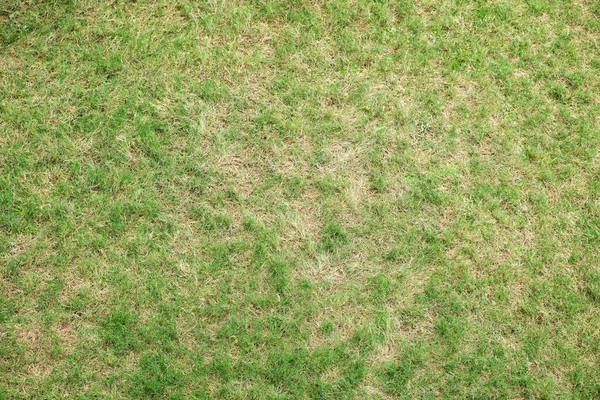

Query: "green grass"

xmin=1 ymin=0 xmax=600 ymax=398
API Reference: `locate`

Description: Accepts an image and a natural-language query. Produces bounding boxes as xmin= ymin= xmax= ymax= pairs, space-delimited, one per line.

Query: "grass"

xmin=1 ymin=0 xmax=600 ymax=398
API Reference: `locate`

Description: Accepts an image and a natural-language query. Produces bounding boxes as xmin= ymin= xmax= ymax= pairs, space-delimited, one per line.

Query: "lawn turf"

xmin=1 ymin=0 xmax=600 ymax=398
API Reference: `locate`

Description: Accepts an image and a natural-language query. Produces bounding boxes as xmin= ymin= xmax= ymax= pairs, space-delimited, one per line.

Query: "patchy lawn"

xmin=1 ymin=0 xmax=600 ymax=398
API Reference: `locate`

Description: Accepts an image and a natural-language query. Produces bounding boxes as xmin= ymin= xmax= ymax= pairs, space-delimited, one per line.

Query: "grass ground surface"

xmin=1 ymin=0 xmax=600 ymax=398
